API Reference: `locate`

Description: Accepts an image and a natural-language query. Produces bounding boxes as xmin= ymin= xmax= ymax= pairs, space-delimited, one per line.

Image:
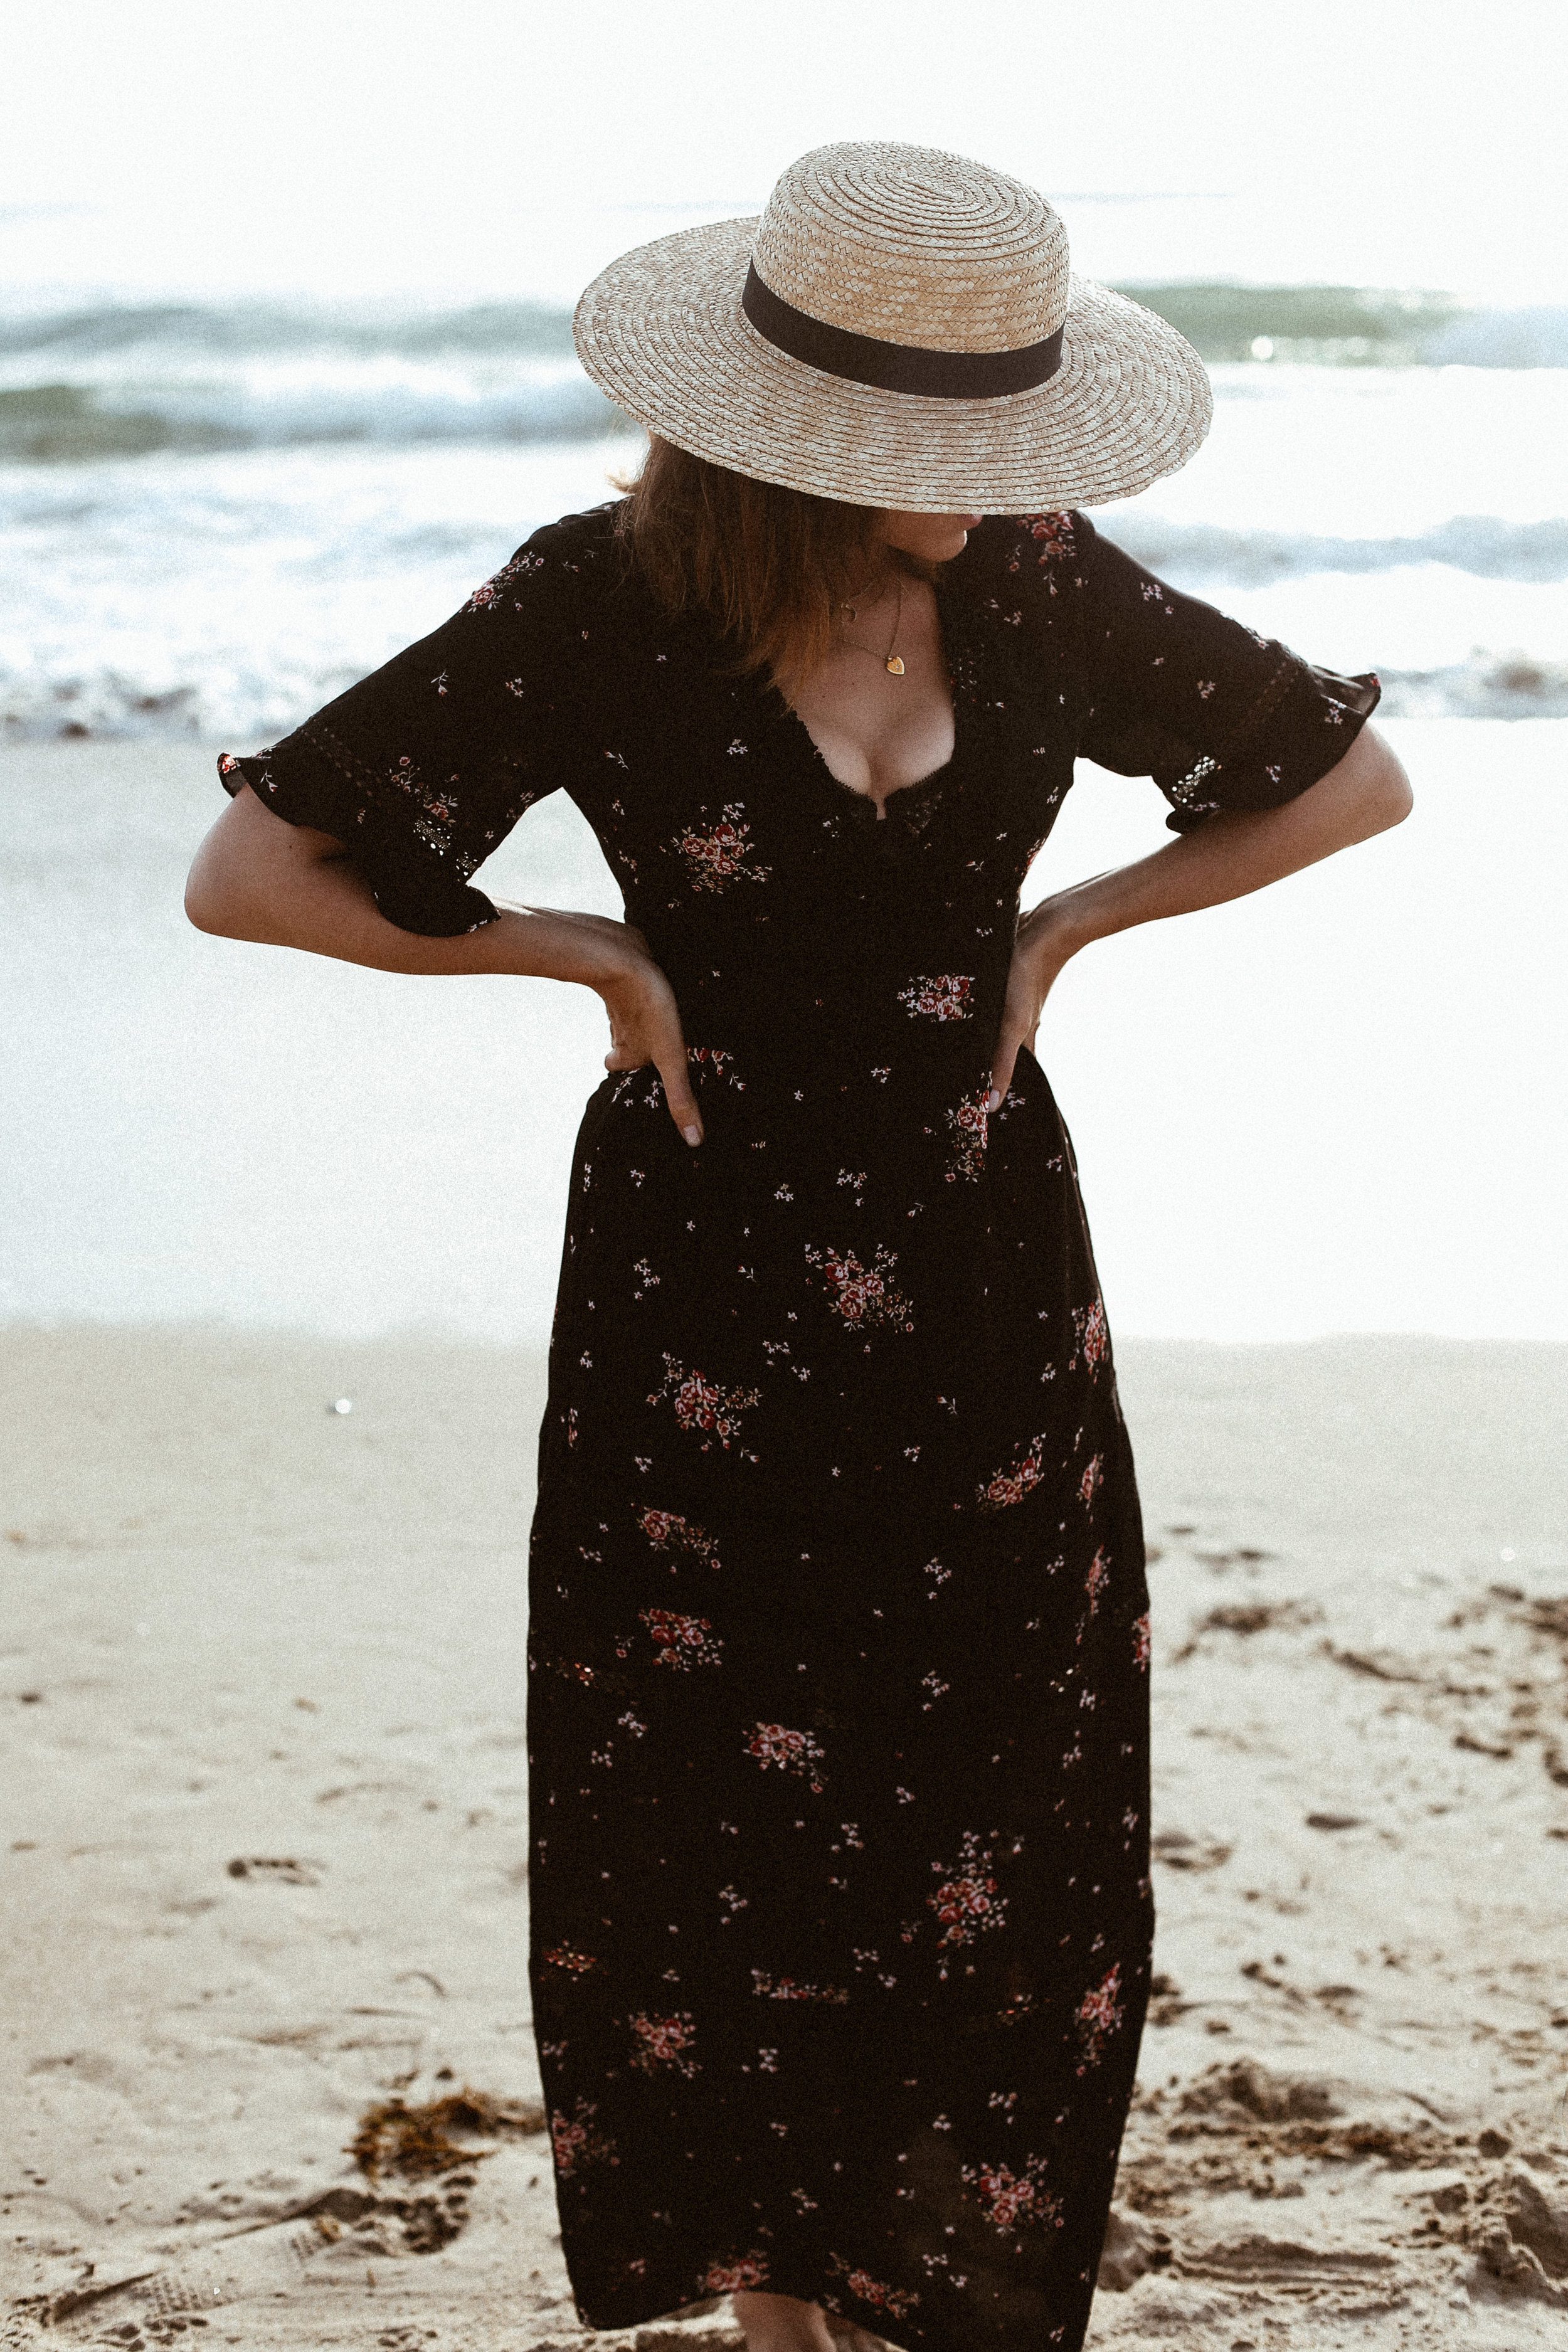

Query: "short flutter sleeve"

xmin=218 ymin=511 xmax=610 ymax=933
xmin=1062 ymin=511 xmax=1380 ymax=833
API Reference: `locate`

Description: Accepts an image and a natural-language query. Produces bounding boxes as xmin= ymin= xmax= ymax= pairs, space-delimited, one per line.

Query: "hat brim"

xmin=574 ymin=218 xmax=1212 ymax=512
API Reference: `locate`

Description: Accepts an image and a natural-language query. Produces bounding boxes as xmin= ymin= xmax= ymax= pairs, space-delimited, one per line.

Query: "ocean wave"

xmin=1372 ymin=657 xmax=1568 ymax=720
xmin=1116 ymin=285 xmax=1568 ymax=369
xmin=1109 ymin=514 xmax=1568 ymax=587
xmin=0 ymin=369 xmax=625 ymax=463
xmin=6 ymin=650 xmax=1562 ymax=744
xmin=0 ymin=298 xmax=580 ymax=362
xmin=2 ymin=287 xmax=1567 ymax=465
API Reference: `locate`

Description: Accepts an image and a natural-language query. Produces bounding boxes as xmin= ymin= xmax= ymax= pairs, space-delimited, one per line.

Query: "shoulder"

xmin=460 ymin=499 xmax=630 ymax=624
xmin=950 ymin=509 xmax=1099 ymax=595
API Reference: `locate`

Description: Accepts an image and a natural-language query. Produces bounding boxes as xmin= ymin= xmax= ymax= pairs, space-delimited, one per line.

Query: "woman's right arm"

xmin=186 ymin=783 xmax=705 ymax=1143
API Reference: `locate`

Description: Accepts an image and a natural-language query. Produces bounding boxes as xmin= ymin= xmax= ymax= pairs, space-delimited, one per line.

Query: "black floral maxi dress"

xmin=219 ymin=506 xmax=1377 ymax=2352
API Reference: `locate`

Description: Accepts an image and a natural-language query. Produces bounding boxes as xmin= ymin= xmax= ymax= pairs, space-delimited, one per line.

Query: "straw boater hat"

xmin=574 ymin=139 xmax=1212 ymax=512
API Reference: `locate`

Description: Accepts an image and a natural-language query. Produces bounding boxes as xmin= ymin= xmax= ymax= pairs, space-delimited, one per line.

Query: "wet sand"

xmin=3 ymin=1325 xmax=1567 ymax=2349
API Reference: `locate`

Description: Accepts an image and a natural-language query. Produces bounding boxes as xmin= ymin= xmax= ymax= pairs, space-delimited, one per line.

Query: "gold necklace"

xmin=839 ymin=575 xmax=904 ymax=675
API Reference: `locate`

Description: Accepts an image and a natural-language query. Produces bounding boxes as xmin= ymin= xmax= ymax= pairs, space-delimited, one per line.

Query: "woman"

xmin=187 ymin=144 xmax=1409 ymax=2352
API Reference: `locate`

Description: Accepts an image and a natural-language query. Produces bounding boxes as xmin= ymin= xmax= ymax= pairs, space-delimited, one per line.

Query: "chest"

xmin=785 ymin=577 xmax=953 ymax=817
xmin=575 ymin=584 xmax=1079 ymax=912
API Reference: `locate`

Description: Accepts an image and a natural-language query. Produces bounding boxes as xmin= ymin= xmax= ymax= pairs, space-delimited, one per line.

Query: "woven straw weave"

xmin=574 ymin=142 xmax=1212 ymax=511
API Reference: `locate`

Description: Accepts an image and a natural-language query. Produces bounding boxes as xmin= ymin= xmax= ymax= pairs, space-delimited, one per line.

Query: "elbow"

xmin=1368 ymin=745 xmax=1414 ymax=834
xmin=184 ymin=875 xmax=224 ymax=935
xmin=184 ymin=864 xmax=243 ymax=936
xmin=184 ymin=850 xmax=273 ymax=941
xmin=1345 ymin=724 xmax=1413 ymax=839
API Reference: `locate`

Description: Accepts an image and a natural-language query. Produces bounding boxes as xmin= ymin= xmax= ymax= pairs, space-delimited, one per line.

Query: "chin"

xmin=882 ymin=510 xmax=983 ymax=566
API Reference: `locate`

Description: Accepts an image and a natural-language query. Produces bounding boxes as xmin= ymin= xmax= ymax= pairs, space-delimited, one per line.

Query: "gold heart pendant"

xmin=885 ymin=655 xmax=905 ymax=675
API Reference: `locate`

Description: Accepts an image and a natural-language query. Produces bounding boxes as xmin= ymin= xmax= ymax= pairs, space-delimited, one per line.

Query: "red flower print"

xmin=927 ymin=1830 xmax=1008 ymax=1955
xmin=1073 ymin=1298 xmax=1109 ymax=1371
xmin=1074 ymin=1963 xmax=1125 ymax=2070
xmin=635 ymin=1507 xmax=721 ymax=1570
xmin=543 ymin=1946 xmax=598 ymax=1975
xmin=639 ymin=1606 xmax=723 ymax=1670
xmin=805 ymin=1243 xmax=914 ymax=1334
xmin=702 ymin=2250 xmax=770 ymax=2292
xmin=1020 ymin=511 xmax=1074 ymax=564
xmin=827 ymin=2254 xmax=920 ymax=2321
xmin=673 ymin=803 xmax=771 ymax=893
xmin=898 ymin=973 xmax=975 ymax=1022
xmin=687 ymin=1044 xmax=746 ymax=1090
xmin=960 ymin=2152 xmax=1062 ymax=2233
xmin=647 ymin=1355 xmax=762 ymax=1453
xmin=628 ymin=2011 xmax=699 ymax=2077
xmin=1078 ymin=1451 xmax=1104 ymax=1508
xmin=1083 ymin=1547 xmax=1111 ymax=1618
xmin=977 ymin=1433 xmax=1047 ymax=1513
xmin=1133 ymin=1611 xmax=1152 ymax=1669
xmin=944 ymin=1088 xmax=990 ymax=1182
xmin=462 ymin=546 xmax=544 ymax=612
xmin=550 ymin=2096 xmax=617 ymax=2178
xmin=744 ymin=1721 xmax=826 ymax=1793
xmin=751 ymin=1969 xmax=849 ymax=2006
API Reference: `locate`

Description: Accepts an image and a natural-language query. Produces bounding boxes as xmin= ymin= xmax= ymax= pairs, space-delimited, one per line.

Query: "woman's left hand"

xmin=988 ymin=899 xmax=1085 ymax=1110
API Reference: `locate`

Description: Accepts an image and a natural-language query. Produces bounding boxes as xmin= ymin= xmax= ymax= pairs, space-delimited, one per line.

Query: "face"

xmin=879 ymin=509 xmax=984 ymax=564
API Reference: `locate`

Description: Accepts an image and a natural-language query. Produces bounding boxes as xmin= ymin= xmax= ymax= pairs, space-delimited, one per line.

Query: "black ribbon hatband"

xmin=741 ymin=261 xmax=1063 ymax=400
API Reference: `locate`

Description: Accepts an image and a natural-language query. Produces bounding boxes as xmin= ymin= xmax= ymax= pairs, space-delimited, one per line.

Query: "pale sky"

xmin=3 ymin=0 xmax=1565 ymax=302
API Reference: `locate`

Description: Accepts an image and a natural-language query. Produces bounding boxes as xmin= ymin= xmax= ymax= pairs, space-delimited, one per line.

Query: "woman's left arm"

xmin=988 ymin=721 xmax=1412 ymax=1107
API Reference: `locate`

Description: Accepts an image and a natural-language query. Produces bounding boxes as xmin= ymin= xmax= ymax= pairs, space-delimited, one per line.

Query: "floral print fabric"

xmin=219 ymin=507 xmax=1377 ymax=2352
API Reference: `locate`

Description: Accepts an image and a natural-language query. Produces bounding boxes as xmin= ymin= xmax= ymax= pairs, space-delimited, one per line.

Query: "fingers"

xmin=657 ymin=1046 xmax=704 ymax=1147
xmin=987 ymin=1022 xmax=1024 ymax=1113
xmin=598 ymin=961 xmax=703 ymax=1146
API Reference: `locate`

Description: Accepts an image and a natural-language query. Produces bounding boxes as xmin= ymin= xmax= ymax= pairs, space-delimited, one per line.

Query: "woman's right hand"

xmin=592 ymin=923 xmax=703 ymax=1146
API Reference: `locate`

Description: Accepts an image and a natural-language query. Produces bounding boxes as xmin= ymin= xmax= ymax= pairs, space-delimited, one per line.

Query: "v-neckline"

xmin=768 ymin=575 xmax=961 ymax=823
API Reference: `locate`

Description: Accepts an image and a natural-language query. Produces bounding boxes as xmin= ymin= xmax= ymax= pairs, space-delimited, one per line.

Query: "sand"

xmin=3 ymin=1325 xmax=1566 ymax=2351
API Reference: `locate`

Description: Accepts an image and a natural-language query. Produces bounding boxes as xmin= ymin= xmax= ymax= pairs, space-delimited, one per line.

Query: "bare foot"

xmin=731 ymin=2289 xmax=838 ymax=2352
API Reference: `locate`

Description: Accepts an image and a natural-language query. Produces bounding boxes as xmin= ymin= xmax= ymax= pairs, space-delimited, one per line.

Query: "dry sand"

xmin=3 ymin=1326 xmax=1567 ymax=2350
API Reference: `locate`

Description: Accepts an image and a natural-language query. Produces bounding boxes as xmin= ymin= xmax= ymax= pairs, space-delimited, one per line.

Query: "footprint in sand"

xmin=225 ymin=1856 xmax=320 ymax=1884
xmin=43 ymin=2092 xmax=549 ymax=2341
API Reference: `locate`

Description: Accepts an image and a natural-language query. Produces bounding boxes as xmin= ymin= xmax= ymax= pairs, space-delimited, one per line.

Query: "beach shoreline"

xmin=4 ymin=1323 xmax=1566 ymax=2347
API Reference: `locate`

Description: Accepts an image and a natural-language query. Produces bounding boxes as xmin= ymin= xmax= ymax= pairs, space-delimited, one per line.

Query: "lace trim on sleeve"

xmin=299 ymin=717 xmax=483 ymax=881
xmin=1158 ymin=644 xmax=1298 ymax=814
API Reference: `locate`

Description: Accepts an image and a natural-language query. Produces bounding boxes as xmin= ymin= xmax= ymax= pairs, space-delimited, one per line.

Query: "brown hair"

xmin=615 ymin=436 xmax=919 ymax=694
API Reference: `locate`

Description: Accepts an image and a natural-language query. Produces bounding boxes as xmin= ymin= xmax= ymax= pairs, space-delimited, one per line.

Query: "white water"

xmin=6 ymin=359 xmax=1567 ymax=741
